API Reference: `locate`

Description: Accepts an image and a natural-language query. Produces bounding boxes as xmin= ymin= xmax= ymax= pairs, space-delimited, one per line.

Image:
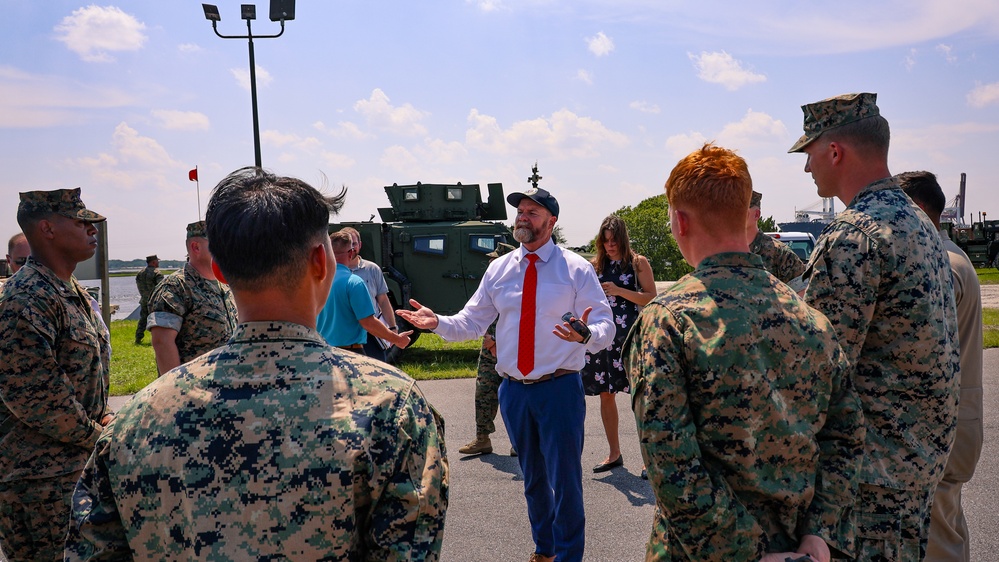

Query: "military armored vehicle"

xmin=331 ymin=180 xmax=516 ymax=361
xmin=940 ymin=173 xmax=999 ymax=268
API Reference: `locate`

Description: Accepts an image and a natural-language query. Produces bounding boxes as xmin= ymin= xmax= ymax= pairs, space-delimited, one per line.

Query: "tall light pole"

xmin=202 ymin=1 xmax=295 ymax=168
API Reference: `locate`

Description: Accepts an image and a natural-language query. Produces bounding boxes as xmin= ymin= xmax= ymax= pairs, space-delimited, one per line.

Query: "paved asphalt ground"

xmin=104 ymin=349 xmax=999 ymax=561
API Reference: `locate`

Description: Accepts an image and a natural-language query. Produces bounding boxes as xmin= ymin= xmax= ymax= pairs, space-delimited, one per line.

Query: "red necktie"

xmin=518 ymin=253 xmax=539 ymax=376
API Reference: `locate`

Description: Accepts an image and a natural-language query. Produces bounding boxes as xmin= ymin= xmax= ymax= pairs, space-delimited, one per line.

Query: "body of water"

xmin=81 ymin=276 xmax=141 ymax=321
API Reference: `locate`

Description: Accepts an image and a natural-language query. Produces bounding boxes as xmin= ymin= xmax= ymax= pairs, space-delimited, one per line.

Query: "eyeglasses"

xmin=13 ymin=257 xmax=27 ymax=266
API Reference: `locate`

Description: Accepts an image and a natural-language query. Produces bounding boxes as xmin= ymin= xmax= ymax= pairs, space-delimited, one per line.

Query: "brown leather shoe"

xmin=529 ymin=553 xmax=555 ymax=562
xmin=458 ymin=434 xmax=493 ymax=455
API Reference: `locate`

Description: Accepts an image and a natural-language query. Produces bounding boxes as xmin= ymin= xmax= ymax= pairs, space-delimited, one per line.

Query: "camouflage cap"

xmin=146 ymin=255 xmax=159 ymax=262
xmin=17 ymin=188 xmax=106 ymax=223
xmin=486 ymin=242 xmax=516 ymax=259
xmin=750 ymin=191 xmax=762 ymax=208
xmin=186 ymin=220 xmax=207 ymax=239
xmin=788 ymin=92 xmax=880 ymax=153
xmin=507 ymin=187 xmax=559 ymax=217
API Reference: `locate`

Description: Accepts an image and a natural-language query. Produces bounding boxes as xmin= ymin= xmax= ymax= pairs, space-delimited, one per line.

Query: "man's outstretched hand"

xmin=396 ymin=299 xmax=439 ymax=331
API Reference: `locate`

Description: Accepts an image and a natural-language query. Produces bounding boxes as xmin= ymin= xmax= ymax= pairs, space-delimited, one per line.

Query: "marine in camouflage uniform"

xmin=626 ymin=143 xmax=865 ymax=561
xmin=459 ymin=243 xmax=516 ymax=456
xmin=65 ymin=166 xmax=448 ymax=561
xmin=0 ymin=189 xmax=112 ymax=561
xmin=65 ymin=323 xmax=448 ymax=561
xmin=747 ymin=190 xmax=806 ymax=288
xmin=133 ymin=255 xmax=163 ymax=344
xmin=147 ymin=221 xmax=237 ymax=370
xmin=792 ymin=93 xmax=960 ymax=561
xmin=626 ymin=253 xmax=865 ymax=561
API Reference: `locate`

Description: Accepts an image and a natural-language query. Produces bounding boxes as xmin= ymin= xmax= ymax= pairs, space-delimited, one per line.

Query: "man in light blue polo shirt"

xmin=317 ymin=230 xmax=410 ymax=356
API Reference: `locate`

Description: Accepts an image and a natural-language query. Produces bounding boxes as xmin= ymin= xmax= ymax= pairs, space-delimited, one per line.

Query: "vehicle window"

xmin=470 ymin=235 xmax=496 ymax=254
xmin=413 ymin=235 xmax=445 ymax=255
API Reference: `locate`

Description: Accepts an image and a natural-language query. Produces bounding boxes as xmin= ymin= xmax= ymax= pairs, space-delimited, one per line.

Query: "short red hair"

xmin=665 ymin=143 xmax=752 ymax=233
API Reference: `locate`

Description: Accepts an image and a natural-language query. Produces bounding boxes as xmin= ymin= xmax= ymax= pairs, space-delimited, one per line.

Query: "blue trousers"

xmin=499 ymin=373 xmax=586 ymax=562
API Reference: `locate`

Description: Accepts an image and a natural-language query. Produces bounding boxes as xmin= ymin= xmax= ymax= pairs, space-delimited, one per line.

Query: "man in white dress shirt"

xmin=399 ymin=185 xmax=613 ymax=562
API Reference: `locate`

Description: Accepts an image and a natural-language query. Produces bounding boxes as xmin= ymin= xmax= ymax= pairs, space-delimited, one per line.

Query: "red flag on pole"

xmin=188 ymin=168 xmax=198 ymax=182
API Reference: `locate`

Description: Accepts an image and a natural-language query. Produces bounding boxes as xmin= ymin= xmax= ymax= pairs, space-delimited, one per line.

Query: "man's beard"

xmin=513 ymin=225 xmax=535 ymax=244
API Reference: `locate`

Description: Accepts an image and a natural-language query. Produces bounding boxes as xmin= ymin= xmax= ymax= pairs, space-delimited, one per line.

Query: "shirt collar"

xmin=229 ymin=321 xmax=328 ymax=345
xmin=516 ymin=238 xmax=556 ymax=263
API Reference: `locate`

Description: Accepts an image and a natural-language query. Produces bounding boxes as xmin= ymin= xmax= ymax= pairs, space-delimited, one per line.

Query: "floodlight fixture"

xmin=269 ymin=0 xmax=296 ymax=21
xmin=201 ymin=1 xmax=295 ymax=167
xmin=202 ymin=4 xmax=221 ymax=21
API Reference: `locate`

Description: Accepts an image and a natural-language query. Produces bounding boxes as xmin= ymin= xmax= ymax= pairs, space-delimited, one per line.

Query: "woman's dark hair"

xmin=592 ymin=215 xmax=634 ymax=276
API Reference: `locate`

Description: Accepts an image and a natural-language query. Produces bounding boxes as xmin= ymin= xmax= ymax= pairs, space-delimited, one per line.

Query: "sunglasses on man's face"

xmin=13 ymin=258 xmax=27 ymax=266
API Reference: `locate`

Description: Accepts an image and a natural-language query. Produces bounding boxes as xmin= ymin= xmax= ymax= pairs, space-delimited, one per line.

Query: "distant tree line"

xmin=109 ymin=259 xmax=186 ymax=270
xmin=572 ymin=194 xmax=779 ymax=282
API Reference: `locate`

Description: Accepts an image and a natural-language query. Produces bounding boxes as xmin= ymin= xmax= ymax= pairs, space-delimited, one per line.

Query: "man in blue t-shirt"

xmin=317 ymin=231 xmax=410 ymax=359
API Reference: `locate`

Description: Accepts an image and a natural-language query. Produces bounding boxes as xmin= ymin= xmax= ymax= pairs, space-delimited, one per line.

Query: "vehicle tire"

xmin=385 ymin=317 xmax=421 ymax=364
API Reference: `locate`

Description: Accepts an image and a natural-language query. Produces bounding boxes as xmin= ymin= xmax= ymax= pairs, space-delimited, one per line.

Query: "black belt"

xmin=503 ymin=369 xmax=577 ymax=385
xmin=338 ymin=344 xmax=364 ymax=351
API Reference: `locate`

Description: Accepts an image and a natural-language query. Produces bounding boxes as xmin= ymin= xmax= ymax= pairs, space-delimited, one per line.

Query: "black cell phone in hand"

xmin=561 ymin=312 xmax=591 ymax=342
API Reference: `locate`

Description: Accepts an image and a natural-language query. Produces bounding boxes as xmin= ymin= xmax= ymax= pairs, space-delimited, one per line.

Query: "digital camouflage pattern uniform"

xmin=0 ymin=259 xmax=111 ymax=560
xmin=133 ymin=261 xmax=163 ymax=343
xmin=65 ymin=321 xmax=449 ymax=561
xmin=146 ymin=261 xmax=237 ymax=364
xmin=624 ymin=252 xmax=865 ymax=561
xmin=749 ymin=229 xmax=806 ymax=285
xmin=803 ymin=177 xmax=960 ymax=561
xmin=473 ymin=320 xmax=501 ymax=436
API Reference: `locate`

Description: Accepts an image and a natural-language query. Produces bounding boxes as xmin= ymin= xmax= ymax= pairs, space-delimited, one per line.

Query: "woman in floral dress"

xmin=582 ymin=215 xmax=656 ymax=473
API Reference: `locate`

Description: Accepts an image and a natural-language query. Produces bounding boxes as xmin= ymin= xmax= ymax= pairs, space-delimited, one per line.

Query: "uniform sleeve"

xmin=65 ymin=422 xmax=133 ymax=561
xmin=624 ymin=305 xmax=765 ymax=560
xmin=0 ymin=300 xmax=103 ymax=449
xmin=804 ymin=227 xmax=881 ymax=365
xmin=368 ymin=383 xmax=448 ymax=561
xmin=146 ymin=276 xmax=186 ymax=332
xmin=801 ymin=343 xmax=866 ymax=557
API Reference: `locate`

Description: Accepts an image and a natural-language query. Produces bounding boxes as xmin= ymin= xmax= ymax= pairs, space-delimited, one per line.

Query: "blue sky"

xmin=2 ymin=1 xmax=998 ymax=260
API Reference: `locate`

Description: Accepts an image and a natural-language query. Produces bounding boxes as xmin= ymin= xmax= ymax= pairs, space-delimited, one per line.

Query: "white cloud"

xmin=230 ymin=65 xmax=272 ymax=91
xmin=905 ymin=48 xmax=918 ymax=70
xmin=665 ymin=132 xmax=709 ymax=160
xmin=936 ymin=43 xmax=957 ymax=63
xmin=688 ymin=51 xmax=766 ymax=91
xmin=151 ymin=110 xmax=210 ymax=131
xmin=587 ymin=32 xmax=614 ymax=57
xmin=467 ymin=0 xmax=503 ymax=12
xmin=320 ymin=151 xmax=356 ymax=169
xmin=178 ymin=43 xmax=202 ymax=54
xmin=0 ymin=66 xmax=134 ymax=128
xmin=967 ymin=82 xmax=999 ymax=108
xmin=716 ymin=110 xmax=788 ymax=148
xmin=354 ymin=89 xmax=429 ymax=136
xmin=72 ymin=123 xmax=181 ymax=190
xmin=576 ymin=69 xmax=594 ymax=84
xmin=629 ymin=101 xmax=661 ymax=114
xmin=313 ymin=120 xmax=375 ymax=140
xmin=466 ymin=108 xmax=629 ymax=159
xmin=380 ymin=145 xmax=420 ymax=171
xmin=261 ymin=129 xmax=322 ymax=152
xmin=54 ymin=6 xmax=147 ymax=63
xmin=662 ymin=110 xmax=786 ymax=159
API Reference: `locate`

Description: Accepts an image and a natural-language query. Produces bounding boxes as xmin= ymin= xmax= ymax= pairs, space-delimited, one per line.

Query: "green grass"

xmin=109 ymin=321 xmax=480 ymax=396
xmin=109 ymin=321 xmax=158 ymax=395
xmin=984 ymin=308 xmax=999 ymax=350
xmin=395 ymin=334 xmax=480 ymax=380
xmin=977 ymin=268 xmax=999 ymax=285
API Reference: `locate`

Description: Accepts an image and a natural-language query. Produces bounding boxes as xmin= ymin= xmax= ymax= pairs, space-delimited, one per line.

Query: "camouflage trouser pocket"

xmin=856 ymin=483 xmax=928 ymax=561
xmin=855 ymin=511 xmax=902 ymax=561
